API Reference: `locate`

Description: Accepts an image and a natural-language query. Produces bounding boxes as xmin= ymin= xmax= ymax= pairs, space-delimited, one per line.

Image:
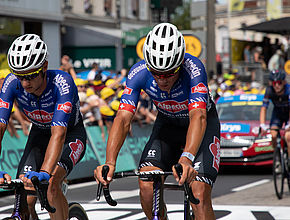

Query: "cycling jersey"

xmin=262 ymin=84 xmax=290 ymax=114
xmin=0 ymin=70 xmax=81 ymax=129
xmin=122 ymin=53 xmax=220 ymax=186
xmin=119 ymin=53 xmax=214 ymax=120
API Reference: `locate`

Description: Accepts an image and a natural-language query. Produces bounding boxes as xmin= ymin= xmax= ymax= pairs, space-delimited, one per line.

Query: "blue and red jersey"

xmin=0 ymin=70 xmax=81 ymax=129
xmin=119 ymin=53 xmax=215 ymax=118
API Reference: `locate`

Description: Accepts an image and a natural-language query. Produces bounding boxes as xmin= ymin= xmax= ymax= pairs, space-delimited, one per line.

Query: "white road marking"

xmin=1 ymin=203 xmax=290 ymax=219
xmin=231 ymin=179 xmax=270 ymax=192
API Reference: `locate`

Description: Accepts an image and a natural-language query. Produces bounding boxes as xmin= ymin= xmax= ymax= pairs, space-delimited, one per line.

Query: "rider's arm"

xmin=181 ymin=108 xmax=207 ymax=161
xmin=40 ymin=126 xmax=67 ymax=174
xmin=0 ymin=123 xmax=7 ymax=155
xmin=105 ymin=110 xmax=134 ymax=166
xmin=259 ymin=106 xmax=267 ymax=125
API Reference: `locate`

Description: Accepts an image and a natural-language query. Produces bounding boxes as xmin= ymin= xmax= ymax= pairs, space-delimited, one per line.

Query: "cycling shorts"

xmin=17 ymin=121 xmax=87 ymax=177
xmin=139 ymin=108 xmax=220 ymax=187
xmin=270 ymin=108 xmax=289 ymax=128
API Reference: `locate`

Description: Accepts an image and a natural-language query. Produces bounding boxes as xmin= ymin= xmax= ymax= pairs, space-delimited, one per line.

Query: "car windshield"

xmin=216 ymin=101 xmax=273 ymax=121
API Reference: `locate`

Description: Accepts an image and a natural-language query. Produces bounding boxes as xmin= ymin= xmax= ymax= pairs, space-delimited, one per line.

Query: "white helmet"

xmin=7 ymin=34 xmax=48 ymax=73
xmin=143 ymin=23 xmax=185 ymax=72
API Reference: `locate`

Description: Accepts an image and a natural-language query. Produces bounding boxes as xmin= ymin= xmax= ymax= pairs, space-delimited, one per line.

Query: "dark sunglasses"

xmin=14 ymin=67 xmax=43 ymax=81
xmin=147 ymin=66 xmax=180 ymax=79
xmin=272 ymin=80 xmax=283 ymax=86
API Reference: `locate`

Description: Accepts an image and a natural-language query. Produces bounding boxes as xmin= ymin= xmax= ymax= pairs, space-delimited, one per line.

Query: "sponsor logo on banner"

xmin=69 ymin=139 xmax=85 ymax=165
xmin=191 ymin=83 xmax=208 ymax=94
xmin=24 ymin=109 xmax=53 ymax=123
xmin=153 ymin=100 xmax=188 ymax=113
xmin=57 ymin=102 xmax=72 ymax=114
xmin=124 ymin=86 xmax=133 ymax=95
xmin=0 ymin=99 xmax=9 ymax=109
xmin=221 ymin=123 xmax=250 ymax=133
xmin=209 ymin=136 xmax=221 ymax=172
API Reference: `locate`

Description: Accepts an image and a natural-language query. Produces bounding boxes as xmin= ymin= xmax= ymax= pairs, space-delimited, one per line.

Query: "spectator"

xmin=87 ymin=62 xmax=102 ymax=84
xmin=59 ymin=55 xmax=77 ymax=79
xmin=268 ymin=49 xmax=284 ymax=71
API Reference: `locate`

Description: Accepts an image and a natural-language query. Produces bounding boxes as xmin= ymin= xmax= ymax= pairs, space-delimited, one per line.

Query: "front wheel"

xmin=68 ymin=202 xmax=88 ymax=220
xmin=273 ymin=147 xmax=285 ymax=199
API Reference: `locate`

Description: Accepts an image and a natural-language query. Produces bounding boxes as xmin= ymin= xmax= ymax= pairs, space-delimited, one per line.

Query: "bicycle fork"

xmin=152 ymin=176 xmax=163 ymax=220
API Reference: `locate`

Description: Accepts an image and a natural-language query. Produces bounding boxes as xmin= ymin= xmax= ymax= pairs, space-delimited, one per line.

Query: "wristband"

xmin=180 ymin=152 xmax=195 ymax=162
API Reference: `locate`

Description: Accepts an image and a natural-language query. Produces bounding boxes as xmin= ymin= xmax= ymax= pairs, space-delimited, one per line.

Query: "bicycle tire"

xmin=273 ymin=147 xmax=285 ymax=199
xmin=68 ymin=202 xmax=88 ymax=220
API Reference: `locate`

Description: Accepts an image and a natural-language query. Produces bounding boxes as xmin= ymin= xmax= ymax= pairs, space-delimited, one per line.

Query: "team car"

xmin=216 ymin=94 xmax=273 ymax=166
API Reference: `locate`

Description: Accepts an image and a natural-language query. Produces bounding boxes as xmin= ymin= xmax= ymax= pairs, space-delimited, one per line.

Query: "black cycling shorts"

xmin=139 ymin=108 xmax=220 ymax=187
xmin=270 ymin=107 xmax=289 ymax=128
xmin=17 ymin=121 xmax=87 ymax=177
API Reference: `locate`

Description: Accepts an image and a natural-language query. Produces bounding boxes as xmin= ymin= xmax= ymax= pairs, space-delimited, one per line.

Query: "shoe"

xmin=275 ymin=161 xmax=282 ymax=173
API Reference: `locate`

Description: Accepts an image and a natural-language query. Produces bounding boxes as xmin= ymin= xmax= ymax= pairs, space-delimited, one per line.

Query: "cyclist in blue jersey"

xmin=95 ymin=23 xmax=220 ymax=220
xmin=260 ymin=70 xmax=290 ymax=164
xmin=0 ymin=34 xmax=86 ymax=220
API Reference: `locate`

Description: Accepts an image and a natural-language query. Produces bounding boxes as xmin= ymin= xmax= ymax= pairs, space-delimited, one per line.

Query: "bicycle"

xmin=96 ymin=164 xmax=200 ymax=220
xmin=272 ymin=128 xmax=290 ymax=199
xmin=0 ymin=177 xmax=89 ymax=220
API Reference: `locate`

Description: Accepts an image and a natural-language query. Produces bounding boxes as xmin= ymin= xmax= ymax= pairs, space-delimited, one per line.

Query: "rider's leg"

xmin=47 ymin=165 xmax=68 ymax=220
xmin=27 ymin=195 xmax=38 ymax=220
xmin=190 ymin=181 xmax=215 ymax=220
xmin=285 ymin=130 xmax=290 ymax=162
xmin=139 ymin=166 xmax=167 ymax=220
xmin=270 ymin=128 xmax=279 ymax=148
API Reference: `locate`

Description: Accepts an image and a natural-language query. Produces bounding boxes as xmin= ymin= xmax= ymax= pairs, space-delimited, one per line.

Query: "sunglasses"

xmin=272 ymin=80 xmax=283 ymax=86
xmin=147 ymin=66 xmax=180 ymax=79
xmin=14 ymin=67 xmax=43 ymax=81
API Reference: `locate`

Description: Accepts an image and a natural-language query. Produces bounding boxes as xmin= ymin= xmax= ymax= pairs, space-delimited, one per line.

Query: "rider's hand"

xmin=173 ymin=158 xmax=198 ymax=186
xmin=94 ymin=164 xmax=115 ymax=186
xmin=260 ymin=123 xmax=268 ymax=135
xmin=0 ymin=171 xmax=11 ymax=184
xmin=22 ymin=171 xmax=50 ymax=186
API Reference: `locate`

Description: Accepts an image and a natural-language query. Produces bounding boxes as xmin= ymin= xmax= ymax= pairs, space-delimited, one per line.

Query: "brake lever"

xmin=174 ymin=163 xmax=200 ymax=205
xmin=96 ymin=165 xmax=117 ymax=206
xmin=31 ymin=176 xmax=56 ymax=213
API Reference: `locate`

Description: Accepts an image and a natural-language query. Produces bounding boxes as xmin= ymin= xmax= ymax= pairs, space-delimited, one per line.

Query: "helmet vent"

xmin=178 ymin=36 xmax=182 ymax=47
xmin=18 ymin=46 xmax=22 ymax=51
xmin=160 ymin=45 xmax=164 ymax=51
xmin=168 ymin=42 xmax=173 ymax=51
xmin=172 ymin=53 xmax=179 ymax=66
xmin=25 ymin=44 xmax=30 ymax=50
xmin=29 ymin=35 xmax=34 ymax=40
xmin=161 ymin=26 xmax=167 ymax=38
xmin=153 ymin=41 xmax=156 ymax=50
xmin=159 ymin=58 xmax=163 ymax=66
xmin=165 ymin=57 xmax=171 ymax=67
xmin=21 ymin=35 xmax=27 ymax=41
xmin=36 ymin=42 xmax=41 ymax=49
xmin=155 ymin=27 xmax=160 ymax=35
xmin=17 ymin=56 xmax=20 ymax=64
xmin=153 ymin=56 xmax=157 ymax=65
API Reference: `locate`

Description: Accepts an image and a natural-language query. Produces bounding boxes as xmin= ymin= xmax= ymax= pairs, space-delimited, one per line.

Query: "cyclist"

xmin=95 ymin=23 xmax=220 ymax=220
xmin=260 ymin=69 xmax=290 ymax=164
xmin=0 ymin=34 xmax=87 ymax=220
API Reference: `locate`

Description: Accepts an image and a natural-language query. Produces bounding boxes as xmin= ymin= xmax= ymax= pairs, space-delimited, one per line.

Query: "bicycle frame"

xmin=97 ymin=164 xmax=199 ymax=220
xmin=0 ymin=177 xmax=55 ymax=220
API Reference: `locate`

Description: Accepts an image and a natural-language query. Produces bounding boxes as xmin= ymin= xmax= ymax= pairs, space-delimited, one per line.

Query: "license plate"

xmin=220 ymin=148 xmax=242 ymax=157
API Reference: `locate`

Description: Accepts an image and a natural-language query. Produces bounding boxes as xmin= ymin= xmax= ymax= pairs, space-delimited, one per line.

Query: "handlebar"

xmin=96 ymin=163 xmax=199 ymax=206
xmin=0 ymin=177 xmax=56 ymax=213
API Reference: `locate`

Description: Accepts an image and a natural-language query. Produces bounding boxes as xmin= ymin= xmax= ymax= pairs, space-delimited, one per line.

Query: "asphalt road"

xmin=1 ymin=166 xmax=290 ymax=219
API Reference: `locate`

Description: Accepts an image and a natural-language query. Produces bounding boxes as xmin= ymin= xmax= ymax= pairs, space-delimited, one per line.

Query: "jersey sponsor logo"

xmin=209 ymin=136 xmax=221 ymax=172
xmin=184 ymin=58 xmax=201 ymax=79
xmin=119 ymin=102 xmax=136 ymax=113
xmin=0 ymin=118 xmax=7 ymax=124
xmin=145 ymin=89 xmax=158 ymax=98
xmin=147 ymin=150 xmax=156 ymax=158
xmin=0 ymin=99 xmax=9 ymax=109
xmin=191 ymin=83 xmax=208 ymax=94
xmin=1 ymin=74 xmax=16 ymax=93
xmin=124 ymin=86 xmax=133 ymax=95
xmin=153 ymin=100 xmax=188 ymax=113
xmin=69 ymin=139 xmax=85 ymax=165
xmin=42 ymin=102 xmax=54 ymax=108
xmin=23 ymin=109 xmax=53 ymax=123
xmin=171 ymin=91 xmax=183 ymax=98
xmin=53 ymin=74 xmax=70 ymax=96
xmin=127 ymin=63 xmax=146 ymax=80
xmin=57 ymin=102 xmax=72 ymax=114
xmin=188 ymin=101 xmax=206 ymax=110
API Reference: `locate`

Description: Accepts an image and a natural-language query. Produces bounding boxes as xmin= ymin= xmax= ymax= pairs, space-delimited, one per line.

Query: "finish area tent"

xmin=240 ymin=17 xmax=290 ymax=35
